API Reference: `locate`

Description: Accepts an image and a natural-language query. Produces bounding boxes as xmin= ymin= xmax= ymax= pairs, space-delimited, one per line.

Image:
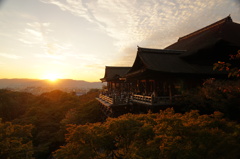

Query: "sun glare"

xmin=42 ymin=73 xmax=61 ymax=82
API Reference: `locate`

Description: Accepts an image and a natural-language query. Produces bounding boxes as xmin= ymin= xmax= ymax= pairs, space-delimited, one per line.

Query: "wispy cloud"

xmin=19 ymin=22 xmax=50 ymax=46
xmin=40 ymin=0 xmax=90 ymax=20
xmin=35 ymin=53 xmax=65 ymax=60
xmin=41 ymin=1 xmax=238 ymax=45
xmin=40 ymin=0 xmax=240 ymax=63
xmin=19 ymin=21 xmax=74 ymax=57
xmin=0 ymin=53 xmax=22 ymax=59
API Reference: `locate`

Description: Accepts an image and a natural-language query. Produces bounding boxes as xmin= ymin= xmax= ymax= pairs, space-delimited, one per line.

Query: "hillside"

xmin=0 ymin=79 xmax=103 ymax=89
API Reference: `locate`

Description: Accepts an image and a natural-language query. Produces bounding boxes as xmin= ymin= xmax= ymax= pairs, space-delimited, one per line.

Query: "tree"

xmin=0 ymin=119 xmax=34 ymax=159
xmin=61 ymin=100 xmax=104 ymax=126
xmin=54 ymin=109 xmax=240 ymax=159
xmin=178 ymin=79 xmax=240 ymax=121
xmin=0 ymin=89 xmax=34 ymax=121
xmin=213 ymin=50 xmax=240 ymax=77
xmin=11 ymin=90 xmax=103 ymax=159
xmin=0 ymin=89 xmax=104 ymax=158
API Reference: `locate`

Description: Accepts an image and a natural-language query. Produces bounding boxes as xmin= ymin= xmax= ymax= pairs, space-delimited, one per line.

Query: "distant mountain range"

xmin=0 ymin=79 xmax=103 ymax=89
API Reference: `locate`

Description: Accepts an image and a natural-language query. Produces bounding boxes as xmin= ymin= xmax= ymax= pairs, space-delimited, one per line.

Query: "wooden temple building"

xmin=96 ymin=16 xmax=240 ymax=117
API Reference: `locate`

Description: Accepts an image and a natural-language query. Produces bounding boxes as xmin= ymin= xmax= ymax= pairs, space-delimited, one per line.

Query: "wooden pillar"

xmin=137 ymin=80 xmax=140 ymax=94
xmin=110 ymin=82 xmax=112 ymax=92
xmin=153 ymin=80 xmax=157 ymax=96
xmin=146 ymin=80 xmax=149 ymax=95
xmin=107 ymin=82 xmax=110 ymax=92
xmin=169 ymin=84 xmax=172 ymax=104
xmin=155 ymin=80 xmax=159 ymax=97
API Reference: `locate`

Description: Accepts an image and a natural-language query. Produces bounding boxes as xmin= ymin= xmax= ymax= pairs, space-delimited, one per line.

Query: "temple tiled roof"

xmin=165 ymin=16 xmax=240 ymax=58
xmin=125 ymin=47 xmax=223 ymax=78
xmin=101 ymin=66 xmax=131 ymax=82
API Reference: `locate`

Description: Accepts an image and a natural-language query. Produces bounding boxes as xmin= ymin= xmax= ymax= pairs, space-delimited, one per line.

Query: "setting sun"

xmin=42 ymin=73 xmax=61 ymax=82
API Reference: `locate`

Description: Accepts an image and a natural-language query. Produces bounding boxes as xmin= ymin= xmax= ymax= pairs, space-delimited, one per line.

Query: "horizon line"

xmin=0 ymin=78 xmax=101 ymax=82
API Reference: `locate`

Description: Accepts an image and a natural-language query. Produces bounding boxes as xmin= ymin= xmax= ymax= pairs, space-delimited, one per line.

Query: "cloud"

xmin=19 ymin=22 xmax=49 ymax=45
xmin=0 ymin=53 xmax=22 ymax=59
xmin=19 ymin=21 xmax=74 ymax=56
xmin=35 ymin=53 xmax=65 ymax=60
xmin=40 ymin=0 xmax=240 ymax=60
xmin=44 ymin=41 xmax=72 ymax=55
xmin=40 ymin=0 xmax=90 ymax=20
xmin=41 ymin=1 xmax=235 ymax=40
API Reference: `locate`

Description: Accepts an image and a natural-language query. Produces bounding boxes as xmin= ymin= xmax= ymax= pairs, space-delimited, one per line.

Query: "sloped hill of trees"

xmin=0 ymin=89 xmax=104 ymax=159
xmin=54 ymin=109 xmax=240 ymax=159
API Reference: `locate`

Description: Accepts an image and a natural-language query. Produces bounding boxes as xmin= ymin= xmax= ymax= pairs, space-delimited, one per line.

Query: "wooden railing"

xmin=99 ymin=94 xmax=113 ymax=105
xmin=98 ymin=94 xmax=180 ymax=106
xmin=98 ymin=94 xmax=130 ymax=106
xmin=132 ymin=95 xmax=153 ymax=104
xmin=132 ymin=94 xmax=180 ymax=105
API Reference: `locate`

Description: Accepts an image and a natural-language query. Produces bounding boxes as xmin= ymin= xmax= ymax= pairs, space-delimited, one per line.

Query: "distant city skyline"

xmin=1 ymin=0 xmax=240 ymax=82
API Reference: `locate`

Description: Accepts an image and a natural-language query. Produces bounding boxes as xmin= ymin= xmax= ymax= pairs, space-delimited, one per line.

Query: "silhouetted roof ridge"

xmin=137 ymin=46 xmax=186 ymax=54
xmin=178 ymin=15 xmax=232 ymax=42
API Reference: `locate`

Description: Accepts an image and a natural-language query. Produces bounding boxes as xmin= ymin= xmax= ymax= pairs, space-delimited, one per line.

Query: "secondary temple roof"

xmin=100 ymin=66 xmax=131 ymax=82
xmin=125 ymin=47 xmax=225 ymax=78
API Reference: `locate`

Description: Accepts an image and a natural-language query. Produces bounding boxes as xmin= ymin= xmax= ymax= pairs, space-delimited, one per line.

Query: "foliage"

xmin=61 ymin=100 xmax=104 ymax=126
xmin=12 ymin=90 xmax=80 ymax=158
xmin=0 ymin=89 xmax=103 ymax=159
xmin=213 ymin=50 xmax=240 ymax=78
xmin=54 ymin=109 xmax=240 ymax=159
xmin=178 ymin=79 xmax=240 ymax=121
xmin=60 ymin=91 xmax=103 ymax=126
xmin=0 ymin=89 xmax=35 ymax=121
xmin=2 ymin=88 xmax=240 ymax=159
xmin=0 ymin=119 xmax=34 ymax=159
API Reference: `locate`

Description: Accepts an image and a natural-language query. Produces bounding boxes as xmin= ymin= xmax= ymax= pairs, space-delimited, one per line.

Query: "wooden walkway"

xmin=96 ymin=94 xmax=181 ymax=117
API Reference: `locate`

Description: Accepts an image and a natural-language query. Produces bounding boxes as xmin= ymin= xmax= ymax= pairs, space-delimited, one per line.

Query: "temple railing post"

xmin=112 ymin=95 xmax=115 ymax=105
xmin=151 ymin=94 xmax=154 ymax=105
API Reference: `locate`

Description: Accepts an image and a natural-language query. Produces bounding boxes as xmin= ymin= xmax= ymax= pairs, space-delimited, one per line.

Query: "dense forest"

xmin=0 ymin=79 xmax=240 ymax=159
xmin=0 ymin=89 xmax=104 ymax=158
